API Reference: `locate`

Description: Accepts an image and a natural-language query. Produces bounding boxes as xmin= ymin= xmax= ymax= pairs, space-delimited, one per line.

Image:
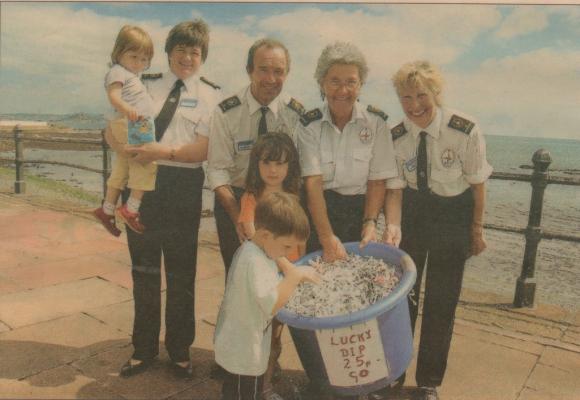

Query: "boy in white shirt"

xmin=214 ymin=192 xmax=320 ymax=400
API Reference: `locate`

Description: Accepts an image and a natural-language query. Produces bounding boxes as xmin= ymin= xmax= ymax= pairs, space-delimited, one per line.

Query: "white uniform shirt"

xmin=207 ymin=85 xmax=304 ymax=189
xmin=298 ymin=101 xmax=398 ymax=195
xmin=145 ymin=71 xmax=222 ymax=169
xmin=386 ymin=107 xmax=493 ymax=197
xmin=213 ymin=240 xmax=280 ymax=376
xmin=104 ymin=64 xmax=155 ymax=119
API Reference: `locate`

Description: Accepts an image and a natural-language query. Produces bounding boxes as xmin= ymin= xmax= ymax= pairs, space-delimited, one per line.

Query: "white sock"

xmin=127 ymin=197 xmax=141 ymax=214
xmin=103 ymin=201 xmax=116 ymax=216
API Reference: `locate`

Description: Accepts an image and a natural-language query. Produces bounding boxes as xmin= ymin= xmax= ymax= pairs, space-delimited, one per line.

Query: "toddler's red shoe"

xmin=116 ymin=205 xmax=145 ymax=234
xmin=93 ymin=207 xmax=122 ymax=237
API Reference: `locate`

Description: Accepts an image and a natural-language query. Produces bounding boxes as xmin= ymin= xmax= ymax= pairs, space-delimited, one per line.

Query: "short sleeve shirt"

xmin=238 ymin=192 xmax=301 ymax=262
xmin=386 ymin=107 xmax=493 ymax=196
xmin=207 ymin=85 xmax=304 ymax=190
xmin=213 ymin=240 xmax=280 ymax=376
xmin=145 ymin=71 xmax=222 ymax=168
xmin=104 ymin=64 xmax=155 ymax=119
xmin=298 ymin=102 xmax=398 ymax=195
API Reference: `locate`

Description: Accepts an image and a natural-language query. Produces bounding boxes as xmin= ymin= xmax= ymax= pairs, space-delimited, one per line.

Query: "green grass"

xmin=0 ymin=165 xmax=101 ymax=206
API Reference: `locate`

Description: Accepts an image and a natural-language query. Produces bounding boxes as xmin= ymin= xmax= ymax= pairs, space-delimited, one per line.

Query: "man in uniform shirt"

xmin=207 ymin=38 xmax=305 ymax=274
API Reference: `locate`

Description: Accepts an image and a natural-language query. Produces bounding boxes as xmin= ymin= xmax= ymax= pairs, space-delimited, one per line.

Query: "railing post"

xmin=13 ymin=125 xmax=26 ymax=194
xmin=513 ymin=149 xmax=552 ymax=308
xmin=101 ymin=129 xmax=111 ymax=197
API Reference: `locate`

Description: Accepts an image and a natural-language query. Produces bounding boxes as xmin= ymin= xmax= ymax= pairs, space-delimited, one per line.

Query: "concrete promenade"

xmin=0 ymin=192 xmax=579 ymax=400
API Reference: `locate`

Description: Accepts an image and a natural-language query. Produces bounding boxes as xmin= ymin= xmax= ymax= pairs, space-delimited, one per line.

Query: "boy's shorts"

xmin=107 ymin=118 xmax=157 ymax=192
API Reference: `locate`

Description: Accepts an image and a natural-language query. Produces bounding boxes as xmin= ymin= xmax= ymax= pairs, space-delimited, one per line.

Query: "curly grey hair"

xmin=314 ymin=42 xmax=369 ymax=97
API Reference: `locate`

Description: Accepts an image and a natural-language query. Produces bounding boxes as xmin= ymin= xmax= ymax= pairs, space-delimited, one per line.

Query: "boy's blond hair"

xmin=392 ymin=60 xmax=444 ymax=106
xmin=111 ymin=25 xmax=154 ymax=66
xmin=254 ymin=192 xmax=310 ymax=241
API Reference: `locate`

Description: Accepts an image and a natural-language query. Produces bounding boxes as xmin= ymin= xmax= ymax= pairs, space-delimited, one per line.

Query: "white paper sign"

xmin=316 ymin=319 xmax=390 ymax=387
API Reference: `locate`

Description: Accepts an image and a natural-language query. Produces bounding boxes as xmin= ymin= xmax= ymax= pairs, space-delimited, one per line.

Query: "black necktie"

xmin=417 ymin=131 xmax=428 ymax=192
xmin=154 ymin=79 xmax=184 ymax=141
xmin=258 ymin=106 xmax=269 ymax=136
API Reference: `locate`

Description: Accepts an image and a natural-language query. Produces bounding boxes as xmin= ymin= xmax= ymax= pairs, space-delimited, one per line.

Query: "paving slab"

xmin=0 ymin=313 xmax=128 ymax=379
xmin=537 ymin=346 xmax=580 ymax=372
xmin=456 ymin=307 xmax=565 ymax=340
xmin=519 ymin=387 xmax=579 ymax=400
xmin=454 ymin=319 xmax=545 ymax=355
xmin=525 ymin=363 xmax=580 ymax=399
xmin=72 ymin=345 xmax=213 ymax=400
xmin=0 ymin=273 xmax=25 ymax=295
xmin=0 ymin=319 xmax=10 ymax=333
xmin=438 ymin=332 xmax=538 ymax=400
xmin=0 ymin=277 xmax=131 ymax=328
xmin=3 ymin=254 xmax=129 ymax=291
xmin=84 ymin=299 xmax=135 ymax=336
xmin=0 ymin=365 xmax=123 ymax=400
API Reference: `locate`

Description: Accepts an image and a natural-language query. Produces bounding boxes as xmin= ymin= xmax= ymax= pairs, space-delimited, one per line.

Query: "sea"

xmin=1 ymin=113 xmax=579 ymax=309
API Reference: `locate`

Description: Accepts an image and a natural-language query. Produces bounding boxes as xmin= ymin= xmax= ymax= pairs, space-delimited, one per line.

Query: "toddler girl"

xmin=94 ymin=25 xmax=156 ymax=236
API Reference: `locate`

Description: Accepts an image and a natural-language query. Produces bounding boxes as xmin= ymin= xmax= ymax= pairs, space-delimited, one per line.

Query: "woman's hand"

xmin=359 ymin=221 xmax=377 ymax=249
xmin=320 ymin=235 xmax=347 ymax=263
xmin=382 ymin=224 xmax=402 ymax=247
xmin=470 ymin=224 xmax=487 ymax=256
xmin=126 ymin=142 xmax=169 ymax=164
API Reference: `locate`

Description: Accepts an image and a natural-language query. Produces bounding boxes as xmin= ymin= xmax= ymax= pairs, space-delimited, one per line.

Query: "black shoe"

xmin=119 ymin=358 xmax=154 ymax=378
xmin=417 ymin=386 xmax=439 ymax=400
xmin=170 ymin=360 xmax=194 ymax=379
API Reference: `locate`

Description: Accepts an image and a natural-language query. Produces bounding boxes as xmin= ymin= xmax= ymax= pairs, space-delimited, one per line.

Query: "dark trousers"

xmin=214 ymin=186 xmax=245 ymax=276
xmin=221 ymin=370 xmax=264 ymax=400
xmin=125 ymin=165 xmax=204 ymax=363
xmin=400 ymin=188 xmax=473 ymax=388
xmin=306 ymin=189 xmax=365 ymax=253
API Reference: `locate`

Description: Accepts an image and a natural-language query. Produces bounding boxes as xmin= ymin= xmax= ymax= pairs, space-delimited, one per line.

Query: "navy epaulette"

xmin=200 ymin=76 xmax=220 ymax=90
xmin=141 ymin=73 xmax=162 ymax=80
xmin=219 ymin=96 xmax=241 ymax=112
xmin=448 ymin=114 xmax=475 ymax=134
xmin=391 ymin=122 xmax=408 ymax=141
xmin=300 ymin=108 xmax=323 ymax=127
xmin=287 ymin=98 xmax=305 ymax=116
xmin=367 ymin=105 xmax=388 ymax=121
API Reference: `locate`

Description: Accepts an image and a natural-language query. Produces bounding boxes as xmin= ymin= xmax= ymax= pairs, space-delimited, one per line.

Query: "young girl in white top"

xmin=93 ymin=25 xmax=156 ymax=236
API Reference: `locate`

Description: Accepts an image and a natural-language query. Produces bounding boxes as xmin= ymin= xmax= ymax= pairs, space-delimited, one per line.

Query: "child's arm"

xmin=240 ymin=222 xmax=255 ymax=239
xmin=107 ymin=82 xmax=138 ymax=122
xmin=272 ymin=258 xmax=321 ymax=314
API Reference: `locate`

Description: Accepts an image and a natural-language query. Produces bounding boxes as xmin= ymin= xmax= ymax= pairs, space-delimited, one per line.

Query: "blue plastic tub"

xmin=277 ymin=242 xmax=416 ymax=397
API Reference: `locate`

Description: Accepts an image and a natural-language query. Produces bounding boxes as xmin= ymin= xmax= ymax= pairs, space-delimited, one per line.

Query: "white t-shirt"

xmin=104 ymin=64 xmax=155 ymax=119
xmin=214 ymin=240 xmax=280 ymax=376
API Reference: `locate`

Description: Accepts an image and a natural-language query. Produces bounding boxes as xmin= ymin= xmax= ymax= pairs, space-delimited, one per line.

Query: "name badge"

xmin=180 ymin=98 xmax=198 ymax=108
xmin=405 ymin=156 xmax=417 ymax=172
xmin=237 ymin=140 xmax=254 ymax=152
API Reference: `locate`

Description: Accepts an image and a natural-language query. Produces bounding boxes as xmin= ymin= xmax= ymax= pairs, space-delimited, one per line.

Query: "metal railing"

xmin=1 ymin=126 xmax=579 ymax=308
xmin=0 ymin=126 xmax=111 ymax=195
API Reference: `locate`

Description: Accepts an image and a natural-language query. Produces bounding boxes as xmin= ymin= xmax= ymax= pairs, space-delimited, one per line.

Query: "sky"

xmin=1 ymin=2 xmax=580 ymax=139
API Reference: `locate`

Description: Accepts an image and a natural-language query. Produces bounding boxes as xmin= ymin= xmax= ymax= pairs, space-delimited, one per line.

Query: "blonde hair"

xmin=392 ymin=60 xmax=444 ymax=106
xmin=110 ymin=25 xmax=154 ymax=66
xmin=254 ymin=192 xmax=310 ymax=241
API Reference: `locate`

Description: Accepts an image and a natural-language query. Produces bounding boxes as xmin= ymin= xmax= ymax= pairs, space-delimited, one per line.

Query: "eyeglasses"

xmin=326 ymin=79 xmax=361 ymax=91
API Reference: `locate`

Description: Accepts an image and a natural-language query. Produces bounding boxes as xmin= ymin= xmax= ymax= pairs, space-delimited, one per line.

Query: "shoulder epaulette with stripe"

xmin=200 ymin=76 xmax=220 ymax=90
xmin=300 ymin=108 xmax=323 ymax=127
xmin=218 ymin=96 xmax=241 ymax=113
xmin=391 ymin=122 xmax=408 ymax=141
xmin=448 ymin=114 xmax=475 ymax=134
xmin=366 ymin=105 xmax=388 ymax=121
xmin=141 ymin=73 xmax=162 ymax=80
xmin=286 ymin=98 xmax=305 ymax=116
